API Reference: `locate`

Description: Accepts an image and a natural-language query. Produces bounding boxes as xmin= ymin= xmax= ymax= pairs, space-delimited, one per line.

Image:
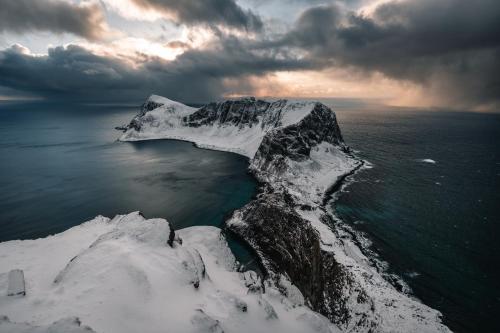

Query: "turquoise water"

xmin=333 ymin=108 xmax=500 ymax=332
xmin=0 ymin=102 xmax=256 ymax=244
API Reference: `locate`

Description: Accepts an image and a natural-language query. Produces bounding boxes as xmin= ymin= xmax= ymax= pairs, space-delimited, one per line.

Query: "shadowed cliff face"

xmin=184 ymin=97 xmax=286 ymax=129
xmin=228 ymin=193 xmax=372 ymax=328
xmin=128 ymin=100 xmax=166 ymax=131
xmin=252 ymin=103 xmax=347 ymax=172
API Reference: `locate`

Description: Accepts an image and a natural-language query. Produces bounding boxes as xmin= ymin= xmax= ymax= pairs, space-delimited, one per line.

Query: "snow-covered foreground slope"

xmin=118 ymin=95 xmax=451 ymax=332
xmin=0 ymin=213 xmax=341 ymax=333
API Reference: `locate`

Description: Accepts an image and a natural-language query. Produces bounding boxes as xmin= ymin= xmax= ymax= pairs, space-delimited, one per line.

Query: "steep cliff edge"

xmin=120 ymin=95 xmax=450 ymax=332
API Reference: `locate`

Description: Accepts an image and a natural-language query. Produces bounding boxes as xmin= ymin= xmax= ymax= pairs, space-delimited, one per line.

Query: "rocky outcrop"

xmin=228 ymin=196 xmax=373 ymax=329
xmin=184 ymin=97 xmax=285 ymax=129
xmin=250 ymin=102 xmax=348 ymax=181
xmin=128 ymin=100 xmax=165 ymax=131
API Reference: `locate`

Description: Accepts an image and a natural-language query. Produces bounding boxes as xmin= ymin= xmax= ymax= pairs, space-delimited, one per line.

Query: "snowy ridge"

xmin=120 ymin=95 xmax=318 ymax=158
xmin=0 ymin=213 xmax=341 ymax=333
xmin=118 ymin=95 xmax=450 ymax=332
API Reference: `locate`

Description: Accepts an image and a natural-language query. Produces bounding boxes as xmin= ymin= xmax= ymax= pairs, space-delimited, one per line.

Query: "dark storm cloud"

xmin=279 ymin=0 xmax=500 ymax=107
xmin=1 ymin=0 xmax=499 ymax=108
xmin=0 ymin=0 xmax=107 ymax=40
xmin=0 ymin=38 xmax=311 ymax=103
xmin=131 ymin=0 xmax=263 ymax=31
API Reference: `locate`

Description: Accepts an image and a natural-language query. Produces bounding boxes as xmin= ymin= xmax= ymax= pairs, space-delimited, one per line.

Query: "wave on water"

xmin=417 ymin=158 xmax=437 ymax=164
xmin=405 ymin=271 xmax=421 ymax=279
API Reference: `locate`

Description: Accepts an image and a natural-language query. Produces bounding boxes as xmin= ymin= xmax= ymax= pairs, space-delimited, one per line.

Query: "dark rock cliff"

xmin=184 ymin=97 xmax=286 ymax=129
xmin=228 ymin=194 xmax=372 ymax=329
xmin=251 ymin=102 xmax=348 ymax=176
xmin=212 ymin=98 xmax=374 ymax=328
xmin=128 ymin=99 xmax=165 ymax=131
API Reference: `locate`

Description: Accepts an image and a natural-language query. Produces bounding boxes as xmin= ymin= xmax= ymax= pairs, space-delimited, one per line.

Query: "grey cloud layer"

xmin=0 ymin=39 xmax=310 ymax=103
xmin=132 ymin=0 xmax=263 ymax=31
xmin=0 ymin=0 xmax=499 ymax=108
xmin=280 ymin=0 xmax=500 ymax=106
xmin=0 ymin=0 xmax=106 ymax=40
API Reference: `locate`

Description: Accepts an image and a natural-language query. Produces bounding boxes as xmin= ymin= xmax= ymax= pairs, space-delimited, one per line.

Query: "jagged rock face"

xmin=228 ymin=191 xmax=368 ymax=328
xmin=317 ymin=214 xmax=374 ymax=329
xmin=252 ymin=103 xmax=346 ymax=174
xmin=184 ymin=97 xmax=286 ymax=129
xmin=129 ymin=100 xmax=166 ymax=131
xmin=141 ymin=100 xmax=165 ymax=115
xmin=230 ymin=193 xmax=323 ymax=300
xmin=119 ymin=95 xmax=332 ymax=159
xmin=233 ymin=193 xmax=320 ymax=286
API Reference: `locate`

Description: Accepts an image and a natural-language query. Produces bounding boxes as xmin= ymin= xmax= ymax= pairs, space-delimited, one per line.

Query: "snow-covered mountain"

xmin=120 ymin=95 xmax=341 ymax=159
xmin=0 ymin=213 xmax=340 ymax=333
xmin=119 ymin=95 xmax=451 ymax=332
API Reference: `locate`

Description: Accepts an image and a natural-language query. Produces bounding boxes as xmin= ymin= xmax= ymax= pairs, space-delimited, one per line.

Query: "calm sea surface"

xmin=0 ymin=102 xmax=256 ymax=245
xmin=333 ymin=107 xmax=500 ymax=333
xmin=0 ymin=101 xmax=498 ymax=332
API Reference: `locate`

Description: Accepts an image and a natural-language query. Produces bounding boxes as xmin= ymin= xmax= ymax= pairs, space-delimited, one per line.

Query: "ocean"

xmin=333 ymin=106 xmax=500 ymax=332
xmin=0 ymin=101 xmax=256 ymax=243
xmin=0 ymin=100 xmax=498 ymax=332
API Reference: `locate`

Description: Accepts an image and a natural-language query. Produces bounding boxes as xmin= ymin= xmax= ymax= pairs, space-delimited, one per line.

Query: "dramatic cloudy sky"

xmin=0 ymin=0 xmax=499 ymax=110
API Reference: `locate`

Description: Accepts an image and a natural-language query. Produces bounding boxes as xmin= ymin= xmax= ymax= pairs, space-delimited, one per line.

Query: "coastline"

xmin=322 ymin=155 xmax=365 ymax=206
xmin=324 ymin=162 xmax=416 ymax=295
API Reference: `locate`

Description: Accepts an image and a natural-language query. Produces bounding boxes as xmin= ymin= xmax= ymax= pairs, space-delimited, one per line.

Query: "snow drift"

xmin=0 ymin=212 xmax=340 ymax=333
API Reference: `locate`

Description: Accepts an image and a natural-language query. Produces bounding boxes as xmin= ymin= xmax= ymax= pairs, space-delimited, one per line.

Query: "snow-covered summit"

xmin=0 ymin=213 xmax=341 ymax=333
